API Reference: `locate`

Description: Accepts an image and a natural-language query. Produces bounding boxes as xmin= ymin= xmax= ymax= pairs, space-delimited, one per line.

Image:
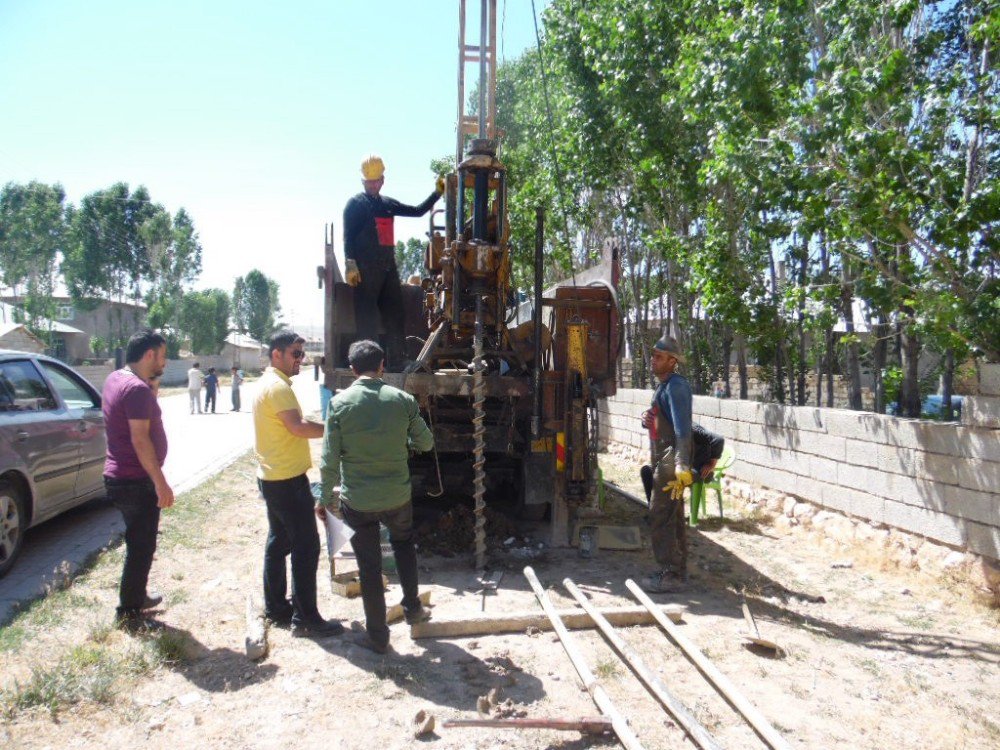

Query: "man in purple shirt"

xmin=102 ymin=329 xmax=173 ymax=631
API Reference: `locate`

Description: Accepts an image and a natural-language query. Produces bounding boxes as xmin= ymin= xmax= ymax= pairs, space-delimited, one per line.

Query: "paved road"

xmin=0 ymin=373 xmax=322 ymax=624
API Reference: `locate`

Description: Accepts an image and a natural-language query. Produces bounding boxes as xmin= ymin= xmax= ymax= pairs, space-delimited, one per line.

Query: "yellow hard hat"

xmin=361 ymin=154 xmax=385 ymax=180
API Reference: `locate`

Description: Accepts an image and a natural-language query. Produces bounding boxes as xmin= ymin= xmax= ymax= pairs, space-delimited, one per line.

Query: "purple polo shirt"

xmin=102 ymin=369 xmax=168 ymax=480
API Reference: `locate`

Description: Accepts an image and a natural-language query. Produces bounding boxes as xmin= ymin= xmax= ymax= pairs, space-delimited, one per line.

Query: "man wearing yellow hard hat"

xmin=343 ymin=155 xmax=444 ymax=370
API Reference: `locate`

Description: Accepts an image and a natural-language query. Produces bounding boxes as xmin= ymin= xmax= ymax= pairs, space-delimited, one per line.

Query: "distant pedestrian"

xmin=102 ymin=329 xmax=173 ymax=632
xmin=231 ymin=366 xmax=243 ymax=411
xmin=187 ymin=362 xmax=203 ymax=414
xmin=253 ymin=330 xmax=343 ymax=638
xmin=204 ymin=367 xmax=219 ymax=413
xmin=319 ymin=339 xmax=434 ymax=654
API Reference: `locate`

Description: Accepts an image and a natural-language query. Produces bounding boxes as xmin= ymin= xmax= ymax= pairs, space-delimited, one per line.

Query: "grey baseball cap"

xmin=653 ymin=334 xmax=686 ymax=363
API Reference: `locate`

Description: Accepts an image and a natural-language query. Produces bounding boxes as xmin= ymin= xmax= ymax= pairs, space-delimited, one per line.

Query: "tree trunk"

xmin=722 ymin=331 xmax=733 ymax=398
xmin=941 ymin=349 xmax=955 ymax=421
xmin=797 ymin=250 xmax=807 ymax=405
xmin=872 ymin=321 xmax=889 ymax=414
xmin=899 ymin=319 xmax=922 ymax=418
xmin=736 ymin=335 xmax=748 ymax=399
xmin=825 ymin=330 xmax=835 ymax=408
xmin=840 ymin=260 xmax=863 ymax=410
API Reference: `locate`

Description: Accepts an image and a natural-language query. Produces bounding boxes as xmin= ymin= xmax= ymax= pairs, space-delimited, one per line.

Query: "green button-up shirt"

xmin=319 ymin=376 xmax=433 ymax=513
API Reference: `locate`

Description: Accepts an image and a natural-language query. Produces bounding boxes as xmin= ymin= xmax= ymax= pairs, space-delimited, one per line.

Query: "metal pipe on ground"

xmin=625 ymin=579 xmax=792 ymax=750
xmin=563 ymin=578 xmax=722 ymax=750
xmin=523 ymin=566 xmax=645 ymax=750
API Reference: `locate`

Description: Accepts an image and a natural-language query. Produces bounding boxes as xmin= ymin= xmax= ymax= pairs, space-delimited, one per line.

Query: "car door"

xmin=37 ymin=361 xmax=105 ymax=502
xmin=0 ymin=359 xmax=80 ymax=525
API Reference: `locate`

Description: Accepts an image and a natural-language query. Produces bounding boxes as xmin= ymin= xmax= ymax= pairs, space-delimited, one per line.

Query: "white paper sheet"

xmin=324 ymin=511 xmax=354 ymax=557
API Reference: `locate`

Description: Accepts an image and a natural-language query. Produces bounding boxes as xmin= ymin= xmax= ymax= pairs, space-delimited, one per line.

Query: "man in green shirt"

xmin=319 ymin=339 xmax=434 ymax=653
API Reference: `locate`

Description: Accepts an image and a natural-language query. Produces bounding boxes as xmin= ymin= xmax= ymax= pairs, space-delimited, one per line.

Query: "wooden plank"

xmin=626 ymin=580 xmax=793 ymax=750
xmin=409 ymin=603 xmax=684 ymax=639
xmin=564 ymin=579 xmax=722 ymax=750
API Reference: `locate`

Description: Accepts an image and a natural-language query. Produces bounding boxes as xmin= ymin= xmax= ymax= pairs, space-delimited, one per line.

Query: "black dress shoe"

xmin=291 ymin=618 xmax=345 ymax=638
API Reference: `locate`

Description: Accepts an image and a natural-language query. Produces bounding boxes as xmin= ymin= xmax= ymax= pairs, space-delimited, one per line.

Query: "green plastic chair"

xmin=689 ymin=445 xmax=736 ymax=526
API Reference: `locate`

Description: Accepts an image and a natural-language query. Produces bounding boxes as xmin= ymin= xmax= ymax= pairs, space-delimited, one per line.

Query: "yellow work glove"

xmin=345 ymin=259 xmax=361 ymax=287
xmin=435 ymin=175 xmax=446 ymax=195
xmin=663 ymin=467 xmax=694 ymax=500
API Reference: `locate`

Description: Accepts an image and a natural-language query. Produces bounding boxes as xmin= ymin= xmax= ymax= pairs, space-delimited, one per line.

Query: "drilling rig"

xmin=319 ymin=0 xmax=620 ymax=565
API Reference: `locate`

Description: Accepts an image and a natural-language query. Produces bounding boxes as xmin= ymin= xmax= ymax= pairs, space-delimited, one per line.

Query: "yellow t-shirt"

xmin=253 ymin=367 xmax=311 ymax=480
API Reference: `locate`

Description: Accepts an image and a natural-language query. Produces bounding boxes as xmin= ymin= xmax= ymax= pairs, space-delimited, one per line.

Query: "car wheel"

xmin=0 ymin=479 xmax=27 ymax=578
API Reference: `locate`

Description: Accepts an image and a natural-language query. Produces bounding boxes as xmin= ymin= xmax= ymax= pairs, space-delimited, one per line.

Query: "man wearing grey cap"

xmin=639 ymin=334 xmax=695 ymax=592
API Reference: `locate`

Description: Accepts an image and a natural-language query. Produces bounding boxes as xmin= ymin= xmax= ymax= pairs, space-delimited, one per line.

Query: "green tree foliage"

xmin=0 ymin=181 xmax=67 ymax=336
xmin=179 ymin=289 xmax=231 ymax=354
xmin=395 ymin=237 xmax=426 ymax=281
xmin=494 ymin=0 xmax=998 ymax=412
xmin=232 ymin=269 xmax=282 ymax=343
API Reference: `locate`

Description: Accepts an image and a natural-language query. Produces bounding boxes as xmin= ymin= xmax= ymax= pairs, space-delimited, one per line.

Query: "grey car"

xmin=0 ymin=350 xmax=106 ymax=577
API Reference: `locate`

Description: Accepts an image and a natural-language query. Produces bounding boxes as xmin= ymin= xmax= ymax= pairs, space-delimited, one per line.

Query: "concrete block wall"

xmin=160 ymin=356 xmax=263 ymax=387
xmin=75 ymin=363 xmax=115 ymax=390
xmin=598 ymin=389 xmax=1000 ymax=560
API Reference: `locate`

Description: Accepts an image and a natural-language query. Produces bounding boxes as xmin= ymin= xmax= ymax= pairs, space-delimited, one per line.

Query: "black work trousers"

xmin=105 ymin=477 xmax=161 ymax=616
xmin=205 ymin=390 xmax=217 ymax=413
xmin=259 ymin=474 xmax=323 ymax=625
xmin=354 ymin=250 xmax=405 ymax=367
xmin=342 ymin=501 xmax=420 ymax=648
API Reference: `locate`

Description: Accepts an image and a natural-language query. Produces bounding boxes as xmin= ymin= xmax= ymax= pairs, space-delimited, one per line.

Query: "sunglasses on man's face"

xmin=290 ymin=349 xmax=305 ymax=359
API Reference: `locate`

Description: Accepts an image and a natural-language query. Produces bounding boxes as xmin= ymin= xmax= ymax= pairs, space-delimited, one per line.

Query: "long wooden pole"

xmin=524 ymin=567 xmax=645 ymax=750
xmin=626 ymin=579 xmax=793 ymax=750
xmin=443 ymin=717 xmax=612 ymax=734
xmin=564 ymin=579 xmax=723 ymax=750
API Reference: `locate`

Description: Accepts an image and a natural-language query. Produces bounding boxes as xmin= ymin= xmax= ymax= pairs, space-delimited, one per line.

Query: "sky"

xmin=0 ymin=0 xmax=549 ymax=337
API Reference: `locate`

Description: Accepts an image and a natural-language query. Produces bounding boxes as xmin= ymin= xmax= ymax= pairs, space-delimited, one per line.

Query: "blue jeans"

xmin=105 ymin=476 xmax=160 ymax=615
xmin=259 ymin=475 xmax=322 ymax=625
xmin=342 ymin=501 xmax=420 ymax=647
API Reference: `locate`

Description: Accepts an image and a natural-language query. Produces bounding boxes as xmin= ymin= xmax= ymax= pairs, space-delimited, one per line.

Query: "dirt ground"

xmin=2 ymin=447 xmax=998 ymax=750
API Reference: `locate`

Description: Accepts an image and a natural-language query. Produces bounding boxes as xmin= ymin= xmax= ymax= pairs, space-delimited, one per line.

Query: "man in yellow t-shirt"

xmin=253 ymin=330 xmax=343 ymax=639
